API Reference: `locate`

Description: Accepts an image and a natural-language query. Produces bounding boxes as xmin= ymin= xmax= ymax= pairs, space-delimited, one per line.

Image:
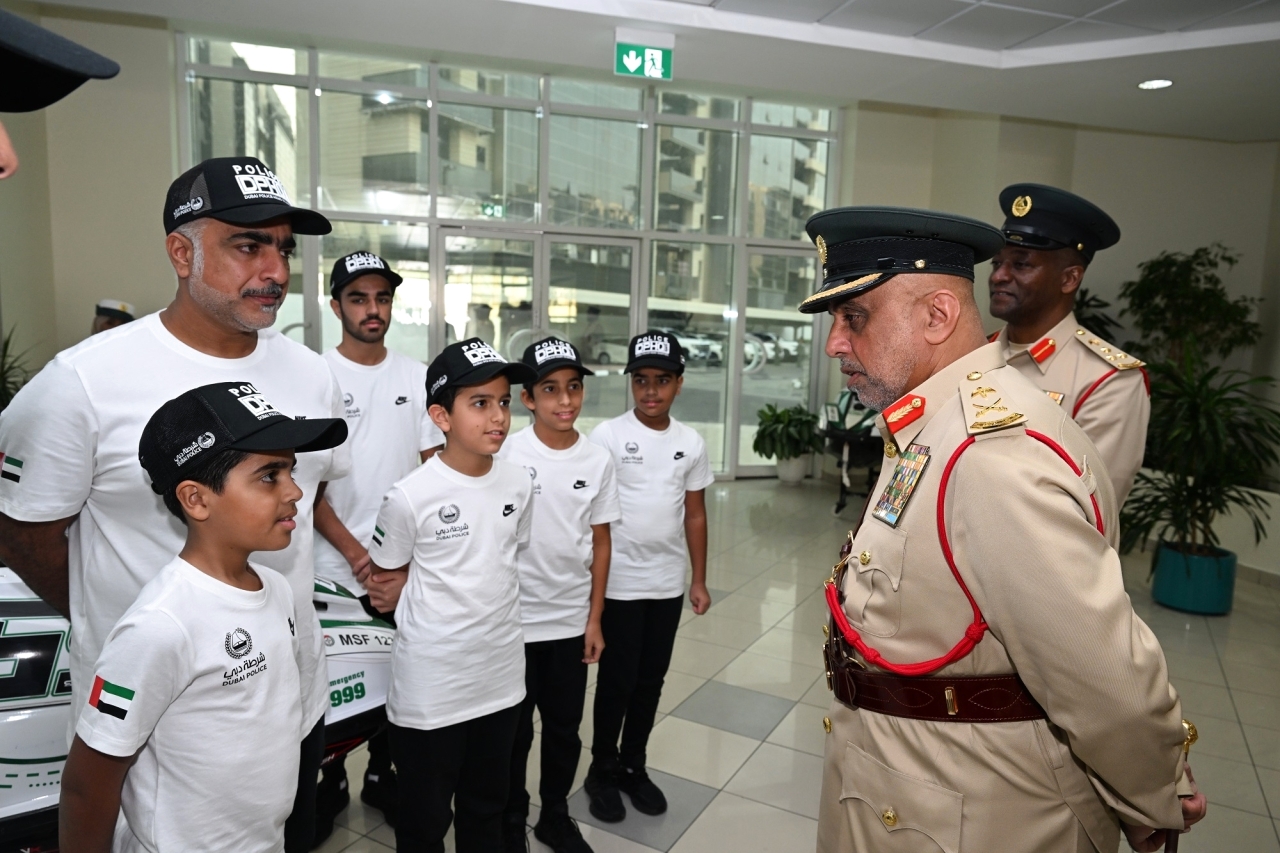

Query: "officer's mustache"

xmin=838 ymin=357 xmax=865 ymax=376
xmin=242 ymin=283 xmax=285 ymax=299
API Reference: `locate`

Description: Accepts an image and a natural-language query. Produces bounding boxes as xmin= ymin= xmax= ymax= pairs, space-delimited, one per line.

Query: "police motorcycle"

xmin=0 ymin=569 xmax=393 ymax=851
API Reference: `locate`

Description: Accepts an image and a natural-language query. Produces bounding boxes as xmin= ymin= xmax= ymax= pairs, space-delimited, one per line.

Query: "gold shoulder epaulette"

xmin=1072 ymin=328 xmax=1145 ymax=370
xmin=960 ymin=371 xmax=1028 ymax=435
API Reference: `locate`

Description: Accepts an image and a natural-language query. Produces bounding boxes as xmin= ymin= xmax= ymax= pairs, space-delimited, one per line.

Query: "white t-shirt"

xmin=370 ymin=455 xmax=532 ymax=730
xmin=497 ymin=427 xmax=621 ymax=643
xmin=315 ymin=348 xmax=443 ymax=590
xmin=589 ymin=411 xmax=714 ymax=600
xmin=0 ymin=312 xmax=351 ymax=732
xmin=76 ymin=558 xmax=304 ymax=853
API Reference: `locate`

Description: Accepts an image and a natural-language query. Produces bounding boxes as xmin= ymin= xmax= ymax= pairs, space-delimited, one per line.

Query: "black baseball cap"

xmin=139 ymin=381 xmax=348 ymax=496
xmin=426 ymin=338 xmax=538 ymax=407
xmin=625 ymin=331 xmax=686 ymax=374
xmin=800 ymin=207 xmax=1005 ymax=314
xmin=521 ymin=337 xmax=594 ymax=381
xmin=163 ymin=157 xmax=331 ymax=236
xmin=0 ymin=9 xmax=119 ymax=113
xmin=330 ymin=252 xmax=403 ymax=298
xmin=999 ymin=184 xmax=1120 ymax=265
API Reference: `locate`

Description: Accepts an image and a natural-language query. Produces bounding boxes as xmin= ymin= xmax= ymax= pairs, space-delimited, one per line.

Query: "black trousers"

xmin=591 ymin=595 xmax=683 ymax=768
xmin=391 ymin=704 xmax=521 ymax=853
xmin=283 ymin=715 xmax=326 ymax=853
xmin=506 ymin=635 xmax=588 ymax=820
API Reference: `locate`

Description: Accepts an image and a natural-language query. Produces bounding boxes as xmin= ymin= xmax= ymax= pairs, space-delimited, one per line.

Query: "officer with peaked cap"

xmin=804 ymin=207 xmax=1204 ymax=852
xmin=987 ymin=184 xmax=1148 ymax=506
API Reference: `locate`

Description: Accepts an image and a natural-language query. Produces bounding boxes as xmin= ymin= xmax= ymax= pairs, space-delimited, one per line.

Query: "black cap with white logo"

xmin=139 ymin=382 xmax=348 ymax=496
xmin=625 ymin=330 xmax=686 ymax=375
xmin=163 ymin=156 xmax=332 ymax=236
xmin=521 ymin=337 xmax=594 ymax=381
xmin=329 ymin=251 xmax=403 ymax=298
xmin=426 ymin=338 xmax=538 ymax=407
xmin=0 ymin=8 xmax=119 ymax=113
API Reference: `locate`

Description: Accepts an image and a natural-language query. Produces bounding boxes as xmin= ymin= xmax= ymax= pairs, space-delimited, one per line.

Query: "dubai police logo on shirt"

xmin=461 ymin=341 xmax=504 ymax=366
xmin=625 ymin=442 xmax=639 ymax=454
xmin=225 ymin=627 xmax=254 ymax=660
xmin=89 ymin=675 xmax=134 ymax=720
xmin=0 ymin=452 xmax=24 ymax=483
xmin=439 ymin=504 xmax=461 ymax=524
xmin=232 ymin=162 xmax=290 ymax=204
xmin=533 ymin=338 xmax=576 ymax=365
xmin=344 ymin=252 xmax=386 ymax=274
xmin=227 ymin=383 xmax=284 ymax=422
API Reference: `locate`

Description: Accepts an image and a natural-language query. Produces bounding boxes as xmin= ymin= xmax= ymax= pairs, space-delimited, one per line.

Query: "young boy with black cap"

xmin=499 ymin=337 xmax=621 ymax=853
xmin=59 ymin=382 xmax=347 ymax=853
xmin=584 ymin=331 xmax=714 ymax=823
xmin=365 ymin=338 xmax=537 ymax=853
xmin=312 ymin=251 xmax=444 ymax=834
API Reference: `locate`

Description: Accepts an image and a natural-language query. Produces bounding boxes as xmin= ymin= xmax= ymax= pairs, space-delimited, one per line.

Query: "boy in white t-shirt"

xmin=584 ymin=331 xmax=714 ymax=824
xmin=499 ymin=338 xmax=621 ymax=853
xmin=312 ymin=251 xmax=444 ymax=836
xmin=365 ymin=339 xmax=537 ymax=853
xmin=60 ymin=382 xmax=347 ymax=853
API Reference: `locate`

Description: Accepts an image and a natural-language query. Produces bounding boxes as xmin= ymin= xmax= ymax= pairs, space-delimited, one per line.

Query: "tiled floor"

xmin=319 ymin=478 xmax=1280 ymax=852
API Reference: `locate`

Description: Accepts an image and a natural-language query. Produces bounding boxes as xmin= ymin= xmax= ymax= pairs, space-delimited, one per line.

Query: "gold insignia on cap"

xmin=1011 ymin=195 xmax=1032 ymax=217
xmin=1077 ymin=243 xmax=1085 ymax=252
xmin=914 ymin=259 xmax=927 ymax=269
xmin=816 ymin=234 xmax=827 ymax=265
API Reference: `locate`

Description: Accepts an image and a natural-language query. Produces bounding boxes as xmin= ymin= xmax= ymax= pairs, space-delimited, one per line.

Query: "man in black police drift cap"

xmin=987 ymin=183 xmax=1147 ymax=506
xmin=0 ymin=156 xmax=344 ymax=853
xmin=804 ymin=206 xmax=1204 ymax=853
xmin=0 ymin=7 xmax=119 ymax=179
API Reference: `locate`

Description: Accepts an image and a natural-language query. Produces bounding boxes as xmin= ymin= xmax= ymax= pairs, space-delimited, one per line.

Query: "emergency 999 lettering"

xmin=330 ymin=681 xmax=366 ymax=708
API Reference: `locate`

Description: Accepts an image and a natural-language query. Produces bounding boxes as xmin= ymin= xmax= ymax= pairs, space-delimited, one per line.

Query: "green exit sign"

xmin=613 ymin=29 xmax=675 ymax=81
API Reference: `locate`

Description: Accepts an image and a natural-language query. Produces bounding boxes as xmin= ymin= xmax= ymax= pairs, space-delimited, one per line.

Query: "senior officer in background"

xmin=804 ymin=207 xmax=1204 ymax=853
xmin=987 ymin=184 xmax=1149 ymax=506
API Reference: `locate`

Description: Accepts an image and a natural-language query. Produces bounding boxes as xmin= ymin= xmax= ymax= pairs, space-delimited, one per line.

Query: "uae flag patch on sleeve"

xmin=89 ymin=675 xmax=134 ymax=720
xmin=0 ymin=453 xmax=22 ymax=483
xmin=372 ymin=525 xmax=385 ymax=547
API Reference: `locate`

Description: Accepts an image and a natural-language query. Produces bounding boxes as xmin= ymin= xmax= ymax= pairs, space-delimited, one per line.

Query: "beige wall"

xmin=0 ymin=108 xmax=58 ymax=368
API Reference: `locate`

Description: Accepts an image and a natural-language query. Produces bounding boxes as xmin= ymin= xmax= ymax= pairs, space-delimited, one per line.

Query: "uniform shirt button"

xmin=859 ymin=550 xmax=871 ymax=565
xmin=882 ymin=807 xmax=898 ymax=827
xmin=822 ymin=716 xmax=832 ymax=733
xmin=884 ymin=443 xmax=897 ymax=459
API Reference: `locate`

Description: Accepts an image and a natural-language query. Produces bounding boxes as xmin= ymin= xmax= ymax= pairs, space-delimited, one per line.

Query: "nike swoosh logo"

xmin=395 ymin=397 xmax=409 ymax=405
xmin=573 ymin=481 xmax=587 ymax=489
xmin=503 ymin=504 xmax=516 ymax=516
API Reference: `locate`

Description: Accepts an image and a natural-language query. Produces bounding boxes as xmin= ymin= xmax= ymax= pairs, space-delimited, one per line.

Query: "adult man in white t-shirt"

xmin=0 ymin=156 xmax=348 ymax=853
xmin=312 ymin=250 xmax=443 ymax=837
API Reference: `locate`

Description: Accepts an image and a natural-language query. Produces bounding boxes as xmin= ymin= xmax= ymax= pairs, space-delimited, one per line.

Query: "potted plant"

xmin=753 ymin=403 xmax=822 ymax=484
xmin=0 ymin=327 xmax=31 ymax=414
xmin=1118 ymin=244 xmax=1280 ymax=614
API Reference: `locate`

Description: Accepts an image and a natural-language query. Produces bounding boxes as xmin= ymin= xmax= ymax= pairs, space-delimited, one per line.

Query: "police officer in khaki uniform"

xmin=803 ymin=207 xmax=1205 ymax=853
xmin=987 ymin=184 xmax=1149 ymax=506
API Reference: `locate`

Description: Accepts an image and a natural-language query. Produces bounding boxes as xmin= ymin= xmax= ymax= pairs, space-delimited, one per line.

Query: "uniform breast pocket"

xmin=841 ymin=524 xmax=905 ymax=638
xmin=840 ymin=741 xmax=962 ymax=853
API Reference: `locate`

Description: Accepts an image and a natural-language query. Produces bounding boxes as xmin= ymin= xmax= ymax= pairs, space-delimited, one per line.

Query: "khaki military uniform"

xmin=991 ymin=312 xmax=1149 ymax=507
xmin=817 ymin=342 xmax=1187 ymax=853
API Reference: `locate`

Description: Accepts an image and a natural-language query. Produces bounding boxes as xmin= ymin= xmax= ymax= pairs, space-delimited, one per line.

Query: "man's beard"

xmin=188 ymin=274 xmax=283 ymax=333
xmin=341 ymin=311 xmax=388 ymax=344
xmin=840 ymin=327 xmax=916 ymax=412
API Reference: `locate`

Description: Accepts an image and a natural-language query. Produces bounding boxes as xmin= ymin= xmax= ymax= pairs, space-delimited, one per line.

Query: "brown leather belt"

xmin=824 ymin=638 xmax=1046 ymax=723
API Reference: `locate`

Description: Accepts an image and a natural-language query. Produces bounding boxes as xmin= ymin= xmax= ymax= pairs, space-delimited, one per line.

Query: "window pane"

xmin=747 ymin=135 xmax=827 ymax=241
xmin=437 ymin=105 xmax=538 ymax=222
xmin=275 ymin=253 xmax=307 ymax=347
xmin=438 ymin=66 xmax=539 ymax=99
xmin=658 ymin=91 xmax=739 ymax=121
xmin=655 ymin=126 xmax=736 ymax=235
xmin=548 ymin=116 xmax=641 ymax=230
xmin=190 ymin=78 xmax=309 ymax=206
xmin=443 ymin=233 xmax=535 ymax=355
xmin=650 ymin=242 xmax=733 ymax=472
xmin=319 ymin=222 xmax=432 ymax=362
xmin=316 ymin=52 xmax=427 ymax=87
xmin=751 ymin=101 xmax=831 ymax=132
xmin=550 ymin=79 xmax=642 ymax=111
xmin=739 ymin=253 xmax=818 ymax=466
xmin=317 ymin=90 xmax=429 ymax=215
xmin=188 ymin=39 xmax=302 ymax=75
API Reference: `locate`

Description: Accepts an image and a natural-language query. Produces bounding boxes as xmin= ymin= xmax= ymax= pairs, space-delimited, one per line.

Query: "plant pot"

xmin=776 ymin=455 xmax=808 ymax=485
xmin=1150 ymin=541 xmax=1236 ymax=615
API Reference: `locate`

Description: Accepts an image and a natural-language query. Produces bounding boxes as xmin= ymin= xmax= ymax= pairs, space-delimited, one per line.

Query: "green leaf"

xmin=753 ymin=404 xmax=822 ymax=460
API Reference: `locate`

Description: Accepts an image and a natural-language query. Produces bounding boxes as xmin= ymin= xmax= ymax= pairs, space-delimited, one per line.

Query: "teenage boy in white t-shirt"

xmin=584 ymin=331 xmax=714 ymax=824
xmin=365 ymin=338 xmax=537 ymax=853
xmin=499 ymin=338 xmax=621 ymax=853
xmin=312 ymin=251 xmax=444 ymax=835
xmin=60 ymin=382 xmax=347 ymax=853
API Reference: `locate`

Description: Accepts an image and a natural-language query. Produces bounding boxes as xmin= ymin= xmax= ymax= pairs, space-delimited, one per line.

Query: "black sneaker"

xmin=361 ymin=768 xmax=398 ymax=828
xmin=533 ymin=811 xmax=594 ymax=853
xmin=583 ymin=761 xmax=625 ymax=823
xmin=618 ymin=765 xmax=666 ymax=815
xmin=503 ymin=814 xmax=529 ymax=853
xmin=312 ymin=771 xmax=349 ymax=848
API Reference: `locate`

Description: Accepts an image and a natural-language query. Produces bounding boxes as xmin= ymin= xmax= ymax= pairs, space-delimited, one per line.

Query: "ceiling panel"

xmin=1185 ymin=0 xmax=1280 ymax=29
xmin=712 ymin=0 xmax=847 ymax=21
xmin=918 ymin=4 xmax=1066 ymax=49
xmin=990 ymin=0 xmax=1111 ymax=16
xmin=1092 ymin=0 xmax=1257 ymax=32
xmin=823 ymin=0 xmax=974 ymax=37
xmin=1014 ymin=17 xmax=1154 ymax=48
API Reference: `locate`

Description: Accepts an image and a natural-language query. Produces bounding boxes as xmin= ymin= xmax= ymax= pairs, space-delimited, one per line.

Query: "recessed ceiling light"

xmin=1138 ymin=79 xmax=1173 ymax=90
